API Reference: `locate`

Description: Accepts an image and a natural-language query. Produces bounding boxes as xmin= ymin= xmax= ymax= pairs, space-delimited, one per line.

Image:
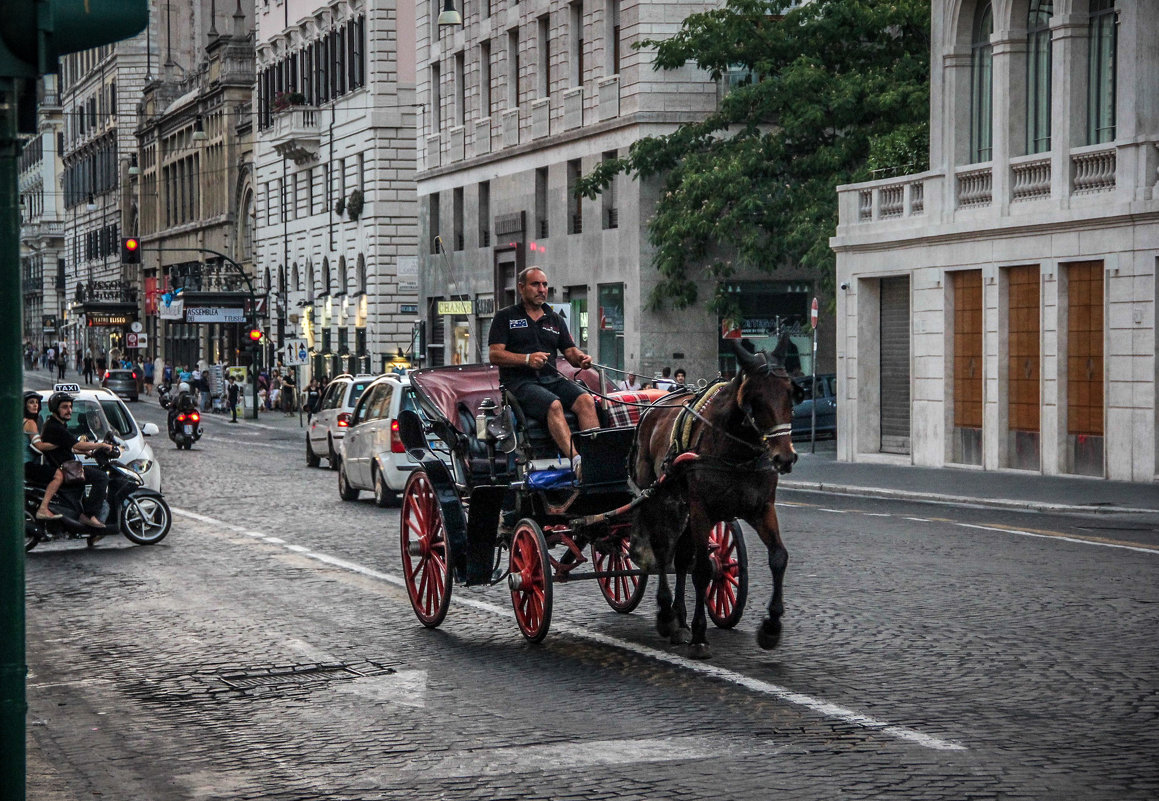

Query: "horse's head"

xmin=730 ymin=336 xmax=803 ymax=473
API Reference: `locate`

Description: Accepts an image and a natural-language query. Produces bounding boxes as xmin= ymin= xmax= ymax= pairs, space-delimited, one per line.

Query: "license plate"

xmin=184 ymin=425 xmax=193 ymax=435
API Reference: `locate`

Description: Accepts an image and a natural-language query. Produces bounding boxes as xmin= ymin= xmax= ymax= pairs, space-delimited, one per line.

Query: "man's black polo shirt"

xmin=488 ymin=303 xmax=576 ymax=384
xmin=40 ymin=416 xmax=79 ymax=470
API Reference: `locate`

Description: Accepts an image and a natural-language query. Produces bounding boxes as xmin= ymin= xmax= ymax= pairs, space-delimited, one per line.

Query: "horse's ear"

xmin=728 ymin=337 xmax=762 ymax=373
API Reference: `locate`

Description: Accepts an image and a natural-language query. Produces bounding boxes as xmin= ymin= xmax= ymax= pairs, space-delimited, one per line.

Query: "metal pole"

xmin=0 ymin=76 xmax=28 ymax=801
xmin=810 ymin=324 xmax=818 ymax=455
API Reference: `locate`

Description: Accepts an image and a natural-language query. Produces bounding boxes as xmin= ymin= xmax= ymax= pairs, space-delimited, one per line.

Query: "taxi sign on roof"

xmin=53 ymin=384 xmax=81 ymax=393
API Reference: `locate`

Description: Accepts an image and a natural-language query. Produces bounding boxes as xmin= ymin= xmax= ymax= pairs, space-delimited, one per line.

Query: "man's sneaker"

xmin=571 ymin=454 xmax=583 ymax=482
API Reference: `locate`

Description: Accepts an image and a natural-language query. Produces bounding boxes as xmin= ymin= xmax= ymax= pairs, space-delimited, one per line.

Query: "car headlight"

xmin=127 ymin=458 xmax=153 ymax=474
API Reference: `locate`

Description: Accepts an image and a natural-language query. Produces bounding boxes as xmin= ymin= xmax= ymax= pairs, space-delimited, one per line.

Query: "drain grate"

xmin=218 ymin=662 xmax=393 ymax=690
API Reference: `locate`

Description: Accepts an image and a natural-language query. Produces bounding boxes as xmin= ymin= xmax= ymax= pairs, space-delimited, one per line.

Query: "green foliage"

xmin=347 ymin=189 xmax=365 ymax=221
xmin=576 ymin=0 xmax=930 ymax=313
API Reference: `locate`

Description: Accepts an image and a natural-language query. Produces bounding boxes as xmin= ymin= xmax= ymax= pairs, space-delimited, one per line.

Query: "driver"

xmin=167 ymin=381 xmax=196 ymax=437
xmin=39 ymin=392 xmax=115 ymax=529
xmin=488 ymin=266 xmax=598 ymax=473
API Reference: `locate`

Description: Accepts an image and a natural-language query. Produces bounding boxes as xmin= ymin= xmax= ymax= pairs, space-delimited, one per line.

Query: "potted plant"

xmin=346 ymin=189 xmax=364 ymax=221
xmin=272 ymin=91 xmax=307 ymax=112
xmin=334 ymin=196 xmax=345 ymax=216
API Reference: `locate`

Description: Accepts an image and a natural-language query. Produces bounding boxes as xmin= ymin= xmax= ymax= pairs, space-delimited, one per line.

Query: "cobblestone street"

xmin=24 ymin=396 xmax=1159 ymax=800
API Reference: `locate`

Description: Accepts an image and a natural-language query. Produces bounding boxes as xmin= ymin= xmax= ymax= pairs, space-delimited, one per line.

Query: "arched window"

xmin=322 ymin=256 xmax=331 ymax=294
xmin=278 ymin=264 xmax=286 ymax=298
xmin=1087 ymin=0 xmax=1116 ymax=144
xmin=239 ymin=189 xmax=254 ymax=261
xmin=1026 ymin=0 xmax=1053 ymax=154
xmin=306 ymin=259 xmax=315 ymax=301
xmin=356 ymin=254 xmax=366 ymax=294
xmin=263 ymin=266 xmax=272 ymax=294
xmin=970 ymin=2 xmax=994 ymax=163
xmin=339 ymin=255 xmax=348 ymax=294
xmin=292 ymin=262 xmax=300 ymax=293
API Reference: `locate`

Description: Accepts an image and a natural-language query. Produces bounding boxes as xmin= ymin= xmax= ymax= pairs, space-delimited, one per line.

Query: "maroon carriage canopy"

xmin=409 ymin=359 xmax=614 ymax=434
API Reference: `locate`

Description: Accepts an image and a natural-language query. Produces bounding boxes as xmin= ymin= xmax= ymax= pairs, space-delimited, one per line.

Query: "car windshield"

xmin=41 ymin=399 xmax=111 ymax=441
xmin=99 ymin=399 xmax=138 ymax=438
xmin=348 ymin=381 xmax=372 ymax=407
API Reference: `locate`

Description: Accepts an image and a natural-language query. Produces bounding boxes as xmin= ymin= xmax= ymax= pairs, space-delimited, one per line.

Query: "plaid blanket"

xmin=601 ymin=388 xmax=670 ymax=428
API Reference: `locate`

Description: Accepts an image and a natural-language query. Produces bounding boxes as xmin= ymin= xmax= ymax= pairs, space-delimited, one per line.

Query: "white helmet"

xmin=178 ymin=382 xmax=191 ymax=393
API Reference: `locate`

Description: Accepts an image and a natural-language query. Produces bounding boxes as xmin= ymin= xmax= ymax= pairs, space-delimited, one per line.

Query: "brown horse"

xmin=630 ymin=336 xmax=802 ymax=658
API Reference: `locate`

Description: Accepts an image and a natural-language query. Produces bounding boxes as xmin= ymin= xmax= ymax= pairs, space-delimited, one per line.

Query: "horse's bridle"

xmin=736 ymin=359 xmax=794 ymax=444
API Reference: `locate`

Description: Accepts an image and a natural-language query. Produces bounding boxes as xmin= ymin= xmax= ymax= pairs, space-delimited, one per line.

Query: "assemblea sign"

xmin=185 ymin=307 xmax=247 ymax=323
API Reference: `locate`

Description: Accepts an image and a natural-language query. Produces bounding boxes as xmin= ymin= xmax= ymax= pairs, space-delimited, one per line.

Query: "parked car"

xmin=791 ymin=373 xmax=837 ymax=440
xmin=337 ymin=376 xmax=423 ymax=506
xmin=102 ymin=368 xmax=139 ymax=401
xmin=37 ymin=385 xmax=163 ymax=491
xmin=306 ymin=374 xmax=376 ymax=469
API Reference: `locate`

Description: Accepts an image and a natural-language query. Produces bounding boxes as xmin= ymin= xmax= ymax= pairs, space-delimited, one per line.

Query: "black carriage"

xmin=395 ymin=362 xmax=748 ymax=643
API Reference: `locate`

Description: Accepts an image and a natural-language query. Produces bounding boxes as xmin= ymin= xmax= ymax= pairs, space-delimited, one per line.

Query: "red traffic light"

xmin=121 ymin=237 xmax=141 ymax=264
xmin=124 ymin=237 xmax=140 ymax=252
xmin=248 ymin=328 xmax=263 ymax=342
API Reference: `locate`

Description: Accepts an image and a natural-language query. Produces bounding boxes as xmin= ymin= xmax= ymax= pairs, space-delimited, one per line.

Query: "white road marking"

xmin=173 ymin=507 xmax=967 ymax=752
xmin=953 ymin=522 xmax=1159 ymax=554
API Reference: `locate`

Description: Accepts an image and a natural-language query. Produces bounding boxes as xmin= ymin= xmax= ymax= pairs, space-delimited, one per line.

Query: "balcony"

xmin=268 ymin=106 xmax=321 ymax=164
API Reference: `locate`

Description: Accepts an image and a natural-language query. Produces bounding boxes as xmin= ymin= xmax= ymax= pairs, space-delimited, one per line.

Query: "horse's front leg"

xmin=751 ymin=503 xmax=788 ymax=650
xmin=687 ymin=506 xmax=713 ymax=659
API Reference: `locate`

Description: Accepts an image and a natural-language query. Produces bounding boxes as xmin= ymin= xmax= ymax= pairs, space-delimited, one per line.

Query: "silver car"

xmin=102 ymin=368 xmax=139 ymax=401
xmin=306 ymin=374 xmax=376 ymax=469
xmin=337 ymin=376 xmax=422 ymax=506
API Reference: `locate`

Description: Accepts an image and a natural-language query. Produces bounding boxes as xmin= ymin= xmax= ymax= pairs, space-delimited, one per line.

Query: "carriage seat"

xmin=456 ymin=402 xmax=515 ymax=479
xmin=501 ymin=387 xmax=587 ymax=460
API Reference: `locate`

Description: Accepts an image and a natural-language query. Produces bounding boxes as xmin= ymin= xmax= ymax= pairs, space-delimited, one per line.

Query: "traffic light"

xmin=121 ymin=237 xmax=141 ymax=264
xmin=248 ymin=328 xmax=263 ymax=343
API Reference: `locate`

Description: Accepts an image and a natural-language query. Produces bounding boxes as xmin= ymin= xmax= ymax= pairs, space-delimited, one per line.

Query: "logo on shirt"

xmin=542 ymin=325 xmax=560 ymax=336
xmin=509 ymin=319 xmax=528 ymax=329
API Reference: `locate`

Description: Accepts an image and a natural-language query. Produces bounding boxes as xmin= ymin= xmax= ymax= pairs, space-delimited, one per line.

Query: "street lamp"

xmin=437 ymin=0 xmax=462 ymax=26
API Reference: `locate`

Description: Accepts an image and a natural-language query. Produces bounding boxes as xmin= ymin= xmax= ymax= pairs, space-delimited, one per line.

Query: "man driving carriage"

xmin=488 ymin=267 xmax=599 ymax=473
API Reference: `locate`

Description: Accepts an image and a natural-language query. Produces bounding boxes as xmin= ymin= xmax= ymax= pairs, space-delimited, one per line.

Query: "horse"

xmin=630 ymin=335 xmax=802 ymax=659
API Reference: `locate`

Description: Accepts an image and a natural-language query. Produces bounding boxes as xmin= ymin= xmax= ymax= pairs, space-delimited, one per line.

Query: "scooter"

xmin=24 ymin=438 xmax=172 ymax=552
xmin=157 ymin=383 xmax=171 ymax=409
xmin=168 ymin=406 xmax=202 ymax=450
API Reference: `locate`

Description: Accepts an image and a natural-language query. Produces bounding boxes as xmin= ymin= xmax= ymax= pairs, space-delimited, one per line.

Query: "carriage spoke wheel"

xmin=706 ymin=521 xmax=748 ymax=629
xmin=594 ymin=530 xmax=648 ymax=614
xmin=400 ymin=471 xmax=452 ymax=628
xmin=508 ymin=519 xmax=553 ymax=643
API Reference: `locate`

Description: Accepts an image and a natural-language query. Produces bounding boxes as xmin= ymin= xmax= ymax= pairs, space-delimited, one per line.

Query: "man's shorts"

xmin=508 ymin=374 xmax=590 ymax=422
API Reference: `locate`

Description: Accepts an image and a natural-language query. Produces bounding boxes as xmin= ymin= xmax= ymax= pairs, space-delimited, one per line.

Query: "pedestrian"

xmin=653 ymin=366 xmax=675 ymax=391
xmin=281 ymin=371 xmax=296 ymax=415
xmin=163 ymin=361 xmax=173 ymax=385
xmin=227 ymin=376 xmax=241 ymax=423
xmin=673 ymin=368 xmax=687 ymax=387
xmin=97 ymin=353 xmax=107 ymax=374
xmin=45 ymin=345 xmax=56 ymax=375
xmin=56 ymin=346 xmax=67 ymax=380
xmin=143 ymin=359 xmax=154 ymax=395
xmin=617 ymin=372 xmax=643 ymax=391
xmin=268 ymin=371 xmax=281 ymax=411
xmin=304 ymin=379 xmax=321 ymax=423
xmin=82 ymin=355 xmax=94 ymax=384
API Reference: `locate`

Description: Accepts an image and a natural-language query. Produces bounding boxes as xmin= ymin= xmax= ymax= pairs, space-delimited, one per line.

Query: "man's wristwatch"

xmin=525 ymin=353 xmax=530 ymax=366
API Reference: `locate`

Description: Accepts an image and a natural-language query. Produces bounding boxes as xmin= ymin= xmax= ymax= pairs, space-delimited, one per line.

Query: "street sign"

xmin=126 ymin=333 xmax=137 ymax=349
xmin=810 ymin=297 xmax=818 ymax=328
xmin=283 ymin=338 xmax=309 ymax=366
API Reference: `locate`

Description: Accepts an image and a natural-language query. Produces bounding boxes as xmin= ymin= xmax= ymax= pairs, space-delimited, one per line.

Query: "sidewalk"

xmin=782 ymin=446 xmax=1159 ymax=515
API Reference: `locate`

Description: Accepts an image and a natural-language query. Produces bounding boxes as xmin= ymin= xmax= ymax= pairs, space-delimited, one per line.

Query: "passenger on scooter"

xmin=23 ymin=392 xmax=64 ymax=521
xmin=39 ymin=392 xmax=115 ymax=529
xmin=167 ymin=381 xmax=195 ymax=436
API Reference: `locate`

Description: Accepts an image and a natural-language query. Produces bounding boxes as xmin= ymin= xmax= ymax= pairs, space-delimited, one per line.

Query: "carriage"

xmin=395 ymin=361 xmax=749 ymax=643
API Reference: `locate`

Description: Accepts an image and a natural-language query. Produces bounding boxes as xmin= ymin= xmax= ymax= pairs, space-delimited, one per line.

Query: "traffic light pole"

xmin=1 ymin=76 xmax=28 ymax=801
xmin=150 ymin=247 xmax=261 ymax=420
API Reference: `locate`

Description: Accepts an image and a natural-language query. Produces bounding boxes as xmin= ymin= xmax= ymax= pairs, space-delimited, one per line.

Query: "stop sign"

xmin=810 ymin=297 xmax=818 ymax=327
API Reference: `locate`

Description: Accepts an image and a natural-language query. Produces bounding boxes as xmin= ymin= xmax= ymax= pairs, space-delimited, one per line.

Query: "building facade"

xmin=415 ymin=0 xmax=831 ymax=382
xmin=831 ymin=0 xmax=1158 ymax=482
xmin=253 ymin=0 xmax=418 ymax=381
xmin=134 ymin=3 xmax=256 ymax=373
xmin=19 ymin=76 xmax=66 ymax=356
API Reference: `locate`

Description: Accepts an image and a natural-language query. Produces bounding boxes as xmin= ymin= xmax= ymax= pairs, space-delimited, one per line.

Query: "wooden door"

xmin=1006 ymin=265 xmax=1040 ymax=470
xmin=951 ymin=270 xmax=983 ymax=464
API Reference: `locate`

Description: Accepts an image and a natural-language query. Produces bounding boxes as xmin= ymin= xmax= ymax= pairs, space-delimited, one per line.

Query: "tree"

xmin=576 ymin=0 xmax=930 ymax=317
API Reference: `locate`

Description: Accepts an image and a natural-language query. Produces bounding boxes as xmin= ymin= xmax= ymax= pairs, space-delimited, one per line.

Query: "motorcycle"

xmin=168 ymin=406 xmax=202 ymax=450
xmin=24 ymin=437 xmax=172 ymax=552
xmin=157 ymin=383 xmax=171 ymax=409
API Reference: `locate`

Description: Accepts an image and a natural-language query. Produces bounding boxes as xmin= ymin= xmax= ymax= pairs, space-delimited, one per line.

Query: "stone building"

xmin=19 ymin=76 xmax=66 ymax=355
xmin=134 ymin=2 xmax=256 ymax=372
xmin=253 ymin=0 xmax=418 ymax=381
xmin=831 ymin=0 xmax=1158 ymax=482
xmin=415 ymin=0 xmax=831 ymax=382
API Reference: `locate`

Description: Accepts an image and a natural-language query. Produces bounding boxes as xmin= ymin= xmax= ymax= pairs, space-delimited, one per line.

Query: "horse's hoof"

xmin=756 ymin=619 xmax=782 ymax=650
xmin=656 ymin=612 xmax=676 ymax=639
xmin=688 ymin=643 xmax=711 ymax=660
xmin=670 ymin=626 xmax=692 ymax=645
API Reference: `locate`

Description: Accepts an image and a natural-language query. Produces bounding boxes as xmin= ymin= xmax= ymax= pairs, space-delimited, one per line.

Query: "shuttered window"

xmin=879 ymin=276 xmax=911 ymax=454
xmin=1006 ymin=265 xmax=1040 ymax=470
xmin=951 ymin=270 xmax=983 ymax=464
xmin=1066 ymin=261 xmax=1104 ymax=475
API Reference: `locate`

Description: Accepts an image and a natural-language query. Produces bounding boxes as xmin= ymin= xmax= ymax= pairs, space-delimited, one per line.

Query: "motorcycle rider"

xmin=23 ymin=392 xmax=64 ymax=521
xmin=167 ymin=381 xmax=196 ymax=437
xmin=39 ymin=392 xmax=115 ymax=529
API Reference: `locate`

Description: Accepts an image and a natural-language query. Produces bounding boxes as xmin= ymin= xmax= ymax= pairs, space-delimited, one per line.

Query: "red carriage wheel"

xmin=400 ymin=470 xmax=452 ymax=628
xmin=706 ymin=521 xmax=748 ymax=629
xmin=594 ymin=530 xmax=648 ymax=614
xmin=508 ymin=519 xmax=553 ymax=642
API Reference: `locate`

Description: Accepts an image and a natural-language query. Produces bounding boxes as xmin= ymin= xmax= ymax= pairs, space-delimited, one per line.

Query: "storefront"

xmin=718 ymin=280 xmax=813 ymax=377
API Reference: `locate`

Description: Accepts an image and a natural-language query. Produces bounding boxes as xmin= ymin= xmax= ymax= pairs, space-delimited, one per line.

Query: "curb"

xmin=778 ymin=480 xmax=1157 ymax=516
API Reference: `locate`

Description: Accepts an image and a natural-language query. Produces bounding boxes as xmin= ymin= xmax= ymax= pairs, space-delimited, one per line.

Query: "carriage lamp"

xmin=476 ymin=397 xmax=497 ymax=441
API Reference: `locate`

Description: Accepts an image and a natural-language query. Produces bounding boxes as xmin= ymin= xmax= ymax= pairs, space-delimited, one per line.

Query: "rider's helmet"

xmin=178 ymin=381 xmax=191 ymax=394
xmin=47 ymin=391 xmax=73 ymax=415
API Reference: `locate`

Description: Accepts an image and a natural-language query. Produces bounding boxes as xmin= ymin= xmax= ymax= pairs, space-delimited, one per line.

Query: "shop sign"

xmin=87 ymin=314 xmax=132 ymax=327
xmin=126 ymin=333 xmax=149 ymax=349
xmin=186 ymin=306 xmax=246 ymax=323
xmin=400 ymin=303 xmax=418 ymax=314
xmin=475 ymin=295 xmax=495 ymax=316
xmin=41 ymin=316 xmax=57 ymax=332
xmin=398 ymin=256 xmax=418 ymax=293
xmin=437 ymin=300 xmax=473 ymax=316
xmin=158 ymin=297 xmax=184 ymax=320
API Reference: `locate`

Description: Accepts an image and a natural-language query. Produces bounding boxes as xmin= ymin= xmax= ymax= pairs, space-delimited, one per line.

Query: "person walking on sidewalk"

xmin=227 ymin=376 xmax=242 ymax=423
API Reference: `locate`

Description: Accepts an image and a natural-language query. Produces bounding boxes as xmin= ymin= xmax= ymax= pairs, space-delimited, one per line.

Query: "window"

xmin=322 ymin=256 xmax=331 ymax=295
xmin=535 ymin=166 xmax=548 ymax=238
xmin=339 ymin=255 xmax=348 ymax=294
xmin=1026 ymin=1 xmax=1052 ymax=154
xmin=455 ymin=51 xmax=466 ymax=126
xmin=570 ymin=1 xmax=584 ymax=87
xmin=453 ymin=187 xmax=464 ymax=250
xmin=431 ymin=62 xmax=442 ymax=129
xmin=478 ymin=181 xmax=491 ymax=247
xmin=1087 ymin=0 xmax=1116 ymax=144
xmin=970 ymin=2 xmax=993 ymax=163
xmin=429 ymin=192 xmax=441 ymax=253
xmin=508 ymin=29 xmax=520 ymax=108
xmin=601 ymin=150 xmax=617 ymax=229
xmin=480 ymin=40 xmax=492 ymax=117
xmin=567 ymin=159 xmax=582 ymax=234
xmin=537 ymin=15 xmax=551 ymax=98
